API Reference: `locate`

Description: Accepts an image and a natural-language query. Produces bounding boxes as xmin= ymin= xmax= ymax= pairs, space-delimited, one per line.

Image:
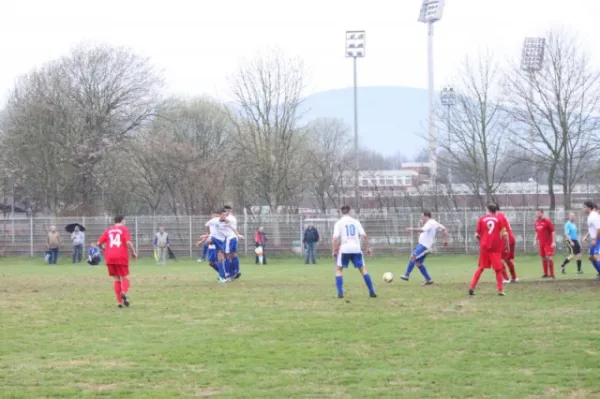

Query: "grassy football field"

xmin=1 ymin=255 xmax=599 ymax=398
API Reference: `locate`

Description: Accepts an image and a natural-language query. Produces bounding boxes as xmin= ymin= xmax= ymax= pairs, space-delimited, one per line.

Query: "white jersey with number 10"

xmin=333 ymin=215 xmax=366 ymax=254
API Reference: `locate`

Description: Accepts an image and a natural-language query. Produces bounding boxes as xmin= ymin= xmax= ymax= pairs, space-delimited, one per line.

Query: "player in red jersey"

xmin=533 ymin=209 xmax=556 ymax=279
xmin=97 ymin=215 xmax=137 ymax=308
xmin=469 ymin=204 xmax=510 ymax=296
xmin=495 ymin=204 xmax=519 ymax=283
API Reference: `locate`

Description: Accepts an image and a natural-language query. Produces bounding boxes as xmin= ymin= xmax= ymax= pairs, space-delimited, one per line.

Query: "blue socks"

xmin=335 ymin=276 xmax=343 ymax=296
xmin=232 ymin=257 xmax=240 ymax=275
xmin=210 ymin=264 xmax=219 ymax=273
xmin=224 ymin=259 xmax=232 ymax=277
xmin=363 ymin=273 xmax=376 ymax=295
xmin=405 ymin=260 xmax=416 ymax=276
xmin=201 ymin=243 xmax=208 ymax=259
xmin=593 ymin=260 xmax=600 ymax=274
xmin=419 ymin=264 xmax=432 ymax=281
xmin=217 ymin=262 xmax=226 ymax=279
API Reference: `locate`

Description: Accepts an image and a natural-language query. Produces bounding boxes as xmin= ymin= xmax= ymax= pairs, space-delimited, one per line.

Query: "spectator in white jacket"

xmin=71 ymin=226 xmax=85 ymax=264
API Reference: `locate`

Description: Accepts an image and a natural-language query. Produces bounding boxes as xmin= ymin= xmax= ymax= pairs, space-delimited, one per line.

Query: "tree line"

xmin=0 ymin=29 xmax=599 ymax=217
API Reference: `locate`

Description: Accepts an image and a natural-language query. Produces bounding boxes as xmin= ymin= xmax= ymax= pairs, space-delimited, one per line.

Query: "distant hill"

xmin=301 ymin=86 xmax=430 ymax=157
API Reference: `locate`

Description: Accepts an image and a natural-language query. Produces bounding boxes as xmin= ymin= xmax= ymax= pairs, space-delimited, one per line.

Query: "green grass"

xmin=1 ymin=255 xmax=599 ymax=398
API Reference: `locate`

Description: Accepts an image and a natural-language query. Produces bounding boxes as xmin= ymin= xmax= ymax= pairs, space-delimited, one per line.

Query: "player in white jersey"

xmin=583 ymin=201 xmax=600 ymax=277
xmin=223 ymin=205 xmax=243 ymax=279
xmin=332 ymin=205 xmax=376 ymax=298
xmin=401 ymin=211 xmax=447 ymax=285
xmin=204 ymin=209 xmax=233 ymax=282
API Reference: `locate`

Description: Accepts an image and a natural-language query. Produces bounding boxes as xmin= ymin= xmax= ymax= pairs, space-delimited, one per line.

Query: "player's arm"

xmin=406 ymin=226 xmax=425 ymax=232
xmin=474 ymin=219 xmax=482 ymax=241
xmin=124 ymin=230 xmax=137 ymax=258
xmin=358 ymin=224 xmax=372 ymax=255
xmin=563 ymin=224 xmax=572 ymax=244
xmin=501 ymin=221 xmax=510 ymax=248
xmin=332 ymin=222 xmax=341 ymax=256
xmin=438 ymin=223 xmax=448 ymax=246
xmin=549 ymin=221 xmax=557 ymax=247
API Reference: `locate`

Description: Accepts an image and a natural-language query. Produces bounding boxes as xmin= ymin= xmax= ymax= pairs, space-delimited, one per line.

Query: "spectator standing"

xmin=303 ymin=223 xmax=320 ymax=264
xmin=71 ymin=226 xmax=85 ymax=264
xmin=254 ymin=226 xmax=268 ymax=265
xmin=154 ymin=225 xmax=170 ymax=265
xmin=47 ymin=226 xmax=60 ymax=264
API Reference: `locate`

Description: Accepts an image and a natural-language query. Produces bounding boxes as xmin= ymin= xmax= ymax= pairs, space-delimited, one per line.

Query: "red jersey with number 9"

xmin=496 ymin=212 xmax=516 ymax=244
xmin=98 ymin=225 xmax=132 ymax=265
xmin=476 ymin=214 xmax=507 ymax=253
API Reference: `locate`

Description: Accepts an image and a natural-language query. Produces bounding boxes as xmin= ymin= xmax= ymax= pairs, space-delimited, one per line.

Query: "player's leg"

xmin=202 ymin=242 xmax=209 ymax=260
xmin=230 ymin=238 xmax=241 ymax=279
xmin=335 ymin=253 xmax=346 ymax=298
xmin=355 ymin=254 xmax=376 ymax=297
xmin=414 ymin=249 xmax=433 ymax=284
xmin=491 ymin=253 xmax=506 ymax=296
xmin=506 ymin=244 xmax=518 ymax=282
xmin=119 ymin=268 xmax=131 ymax=307
xmin=540 ymin=246 xmax=549 ymax=278
xmin=402 ymin=245 xmax=427 ymax=281
xmin=304 ymin=243 xmax=311 ymax=264
xmin=574 ymin=242 xmax=582 ymax=274
xmin=560 ymin=241 xmax=574 ymax=273
xmin=546 ymin=246 xmax=556 ymax=278
xmin=469 ymin=252 xmax=487 ymax=295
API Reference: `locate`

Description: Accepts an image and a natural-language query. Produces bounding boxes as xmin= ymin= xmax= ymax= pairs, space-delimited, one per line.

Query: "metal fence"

xmin=0 ymin=210 xmax=591 ymax=258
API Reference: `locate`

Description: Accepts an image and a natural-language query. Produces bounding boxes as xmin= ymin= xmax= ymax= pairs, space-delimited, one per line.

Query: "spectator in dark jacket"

xmin=303 ymin=223 xmax=320 ymax=264
xmin=255 ymin=226 xmax=268 ymax=265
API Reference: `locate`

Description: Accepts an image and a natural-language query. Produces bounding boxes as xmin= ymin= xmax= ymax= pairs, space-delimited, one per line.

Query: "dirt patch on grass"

xmin=72 ymin=383 xmax=118 ymax=391
xmin=195 ymin=387 xmax=223 ymax=397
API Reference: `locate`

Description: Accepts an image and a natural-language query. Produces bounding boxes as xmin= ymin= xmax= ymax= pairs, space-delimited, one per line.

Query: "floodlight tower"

xmin=345 ymin=30 xmax=365 ymax=211
xmin=520 ymin=38 xmax=545 ymax=197
xmin=520 ymin=37 xmax=545 ymax=139
xmin=418 ymin=0 xmax=446 ymax=185
xmin=440 ymin=85 xmax=456 ymax=184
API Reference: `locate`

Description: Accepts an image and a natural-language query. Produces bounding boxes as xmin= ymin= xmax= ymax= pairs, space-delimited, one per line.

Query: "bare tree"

xmin=0 ymin=43 xmax=163 ymax=215
xmin=228 ymin=49 xmax=307 ymax=211
xmin=438 ymin=51 xmax=513 ymax=208
xmin=303 ymin=118 xmax=351 ymax=212
xmin=506 ymin=29 xmax=600 ymax=210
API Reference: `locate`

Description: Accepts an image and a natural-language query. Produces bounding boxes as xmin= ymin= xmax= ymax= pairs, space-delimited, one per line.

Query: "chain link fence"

xmin=0 ymin=210 xmax=591 ymax=258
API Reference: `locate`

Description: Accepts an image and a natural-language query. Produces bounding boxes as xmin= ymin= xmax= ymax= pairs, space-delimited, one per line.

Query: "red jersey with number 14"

xmin=476 ymin=214 xmax=508 ymax=253
xmin=98 ymin=224 xmax=132 ymax=265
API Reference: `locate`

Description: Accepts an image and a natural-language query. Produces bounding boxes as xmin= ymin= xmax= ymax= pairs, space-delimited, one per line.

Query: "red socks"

xmin=121 ymin=277 xmax=130 ymax=294
xmin=495 ymin=270 xmax=504 ymax=293
xmin=542 ymin=260 xmax=549 ymax=276
xmin=501 ymin=268 xmax=509 ymax=281
xmin=547 ymin=260 xmax=555 ymax=277
xmin=506 ymin=260 xmax=517 ymax=280
xmin=470 ymin=267 xmax=484 ymax=289
xmin=113 ymin=281 xmax=122 ymax=303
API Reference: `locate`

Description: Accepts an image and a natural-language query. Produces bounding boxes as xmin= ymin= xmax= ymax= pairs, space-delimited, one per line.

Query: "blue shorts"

xmin=589 ymin=240 xmax=600 ymax=256
xmin=210 ymin=237 xmax=225 ymax=252
xmin=337 ymin=252 xmax=364 ymax=268
xmin=225 ymin=237 xmax=238 ymax=254
xmin=412 ymin=244 xmax=431 ymax=262
xmin=207 ymin=244 xmax=218 ymax=263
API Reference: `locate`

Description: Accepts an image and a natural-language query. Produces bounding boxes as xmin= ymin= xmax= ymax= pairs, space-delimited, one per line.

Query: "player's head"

xmin=422 ymin=211 xmax=432 ymax=222
xmin=494 ymin=203 xmax=501 ymax=211
xmin=50 ymin=225 xmax=56 ymax=232
xmin=583 ymin=200 xmax=597 ymax=215
xmin=341 ymin=205 xmax=351 ymax=215
xmin=568 ymin=212 xmax=576 ymax=222
xmin=535 ymin=209 xmax=544 ymax=219
xmin=219 ymin=208 xmax=228 ymax=221
xmin=258 ymin=226 xmax=264 ymax=232
xmin=159 ymin=225 xmax=164 ymax=232
xmin=224 ymin=205 xmax=233 ymax=215
xmin=487 ymin=204 xmax=498 ymax=214
xmin=114 ymin=215 xmax=125 ymax=224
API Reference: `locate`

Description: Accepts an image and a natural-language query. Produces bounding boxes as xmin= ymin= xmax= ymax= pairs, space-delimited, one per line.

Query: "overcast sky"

xmin=0 ymin=0 xmax=598 ymax=103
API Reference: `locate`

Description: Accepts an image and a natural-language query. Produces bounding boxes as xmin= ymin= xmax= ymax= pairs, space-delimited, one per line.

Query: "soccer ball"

xmin=254 ymin=246 xmax=263 ymax=256
xmin=383 ymin=272 xmax=393 ymax=283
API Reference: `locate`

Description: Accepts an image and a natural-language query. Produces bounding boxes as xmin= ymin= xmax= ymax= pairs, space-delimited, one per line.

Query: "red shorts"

xmin=478 ymin=251 xmax=504 ymax=271
xmin=502 ymin=243 xmax=515 ymax=260
xmin=539 ymin=244 xmax=554 ymax=258
xmin=107 ymin=264 xmax=129 ymax=277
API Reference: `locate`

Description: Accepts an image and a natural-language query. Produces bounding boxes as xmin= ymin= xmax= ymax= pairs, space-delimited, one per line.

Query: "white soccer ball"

xmin=383 ymin=272 xmax=394 ymax=283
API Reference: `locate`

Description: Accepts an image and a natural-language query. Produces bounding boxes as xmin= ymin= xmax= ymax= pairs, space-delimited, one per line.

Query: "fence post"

xmin=300 ymin=215 xmax=304 ymax=257
xmin=189 ymin=215 xmax=193 ymax=258
xmin=523 ymin=210 xmax=527 ymax=254
xmin=30 ymin=217 xmax=33 ymax=257
xmin=243 ymin=208 xmax=248 ymax=256
xmin=135 ymin=216 xmax=139 ymax=254
xmin=409 ymin=213 xmax=414 ymax=252
xmin=464 ymin=209 xmax=468 ymax=255
xmin=11 ymin=216 xmax=15 ymax=244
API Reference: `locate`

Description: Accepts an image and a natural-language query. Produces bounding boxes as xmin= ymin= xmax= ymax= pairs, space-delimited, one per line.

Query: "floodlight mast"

xmin=418 ymin=0 xmax=445 ymax=198
xmin=520 ymin=37 xmax=545 ymax=140
xmin=345 ymin=30 xmax=365 ymax=211
xmin=440 ymin=85 xmax=456 ymax=184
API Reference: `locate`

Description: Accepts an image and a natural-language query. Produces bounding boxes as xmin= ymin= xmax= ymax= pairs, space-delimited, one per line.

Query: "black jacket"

xmin=303 ymin=227 xmax=320 ymax=244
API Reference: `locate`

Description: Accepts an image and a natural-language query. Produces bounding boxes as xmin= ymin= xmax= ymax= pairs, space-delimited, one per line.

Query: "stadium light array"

xmin=345 ymin=30 xmax=365 ymax=210
xmin=520 ymin=37 xmax=545 ymax=72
